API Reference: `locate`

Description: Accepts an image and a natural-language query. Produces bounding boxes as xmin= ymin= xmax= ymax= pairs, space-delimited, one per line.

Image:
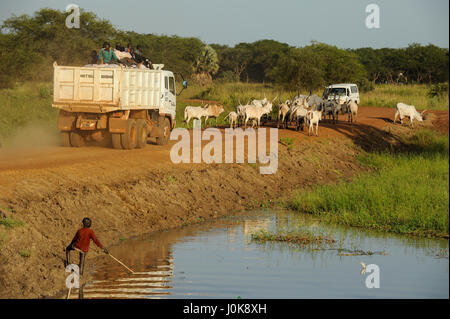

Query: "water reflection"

xmin=77 ymin=211 xmax=448 ymax=299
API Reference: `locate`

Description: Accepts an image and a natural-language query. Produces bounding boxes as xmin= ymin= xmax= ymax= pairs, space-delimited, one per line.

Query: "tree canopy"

xmin=0 ymin=8 xmax=448 ymax=89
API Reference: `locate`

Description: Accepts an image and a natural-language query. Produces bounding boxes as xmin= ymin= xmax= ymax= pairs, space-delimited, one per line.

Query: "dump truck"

xmin=52 ymin=62 xmax=186 ymax=149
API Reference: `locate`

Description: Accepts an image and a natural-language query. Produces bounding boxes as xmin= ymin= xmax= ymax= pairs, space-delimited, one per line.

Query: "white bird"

xmin=360 ymin=262 xmax=366 ymax=275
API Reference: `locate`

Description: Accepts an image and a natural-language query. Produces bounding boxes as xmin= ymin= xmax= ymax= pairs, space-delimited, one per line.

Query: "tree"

xmin=192 ymin=45 xmax=219 ymax=85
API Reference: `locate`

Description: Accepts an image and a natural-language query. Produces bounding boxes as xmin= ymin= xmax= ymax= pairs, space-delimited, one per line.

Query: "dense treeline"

xmin=0 ymin=8 xmax=448 ymax=91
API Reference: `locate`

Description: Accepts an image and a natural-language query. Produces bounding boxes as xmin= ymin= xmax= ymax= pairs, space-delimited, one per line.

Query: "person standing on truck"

xmin=65 ymin=217 xmax=109 ymax=275
xmin=98 ymin=42 xmax=118 ymax=64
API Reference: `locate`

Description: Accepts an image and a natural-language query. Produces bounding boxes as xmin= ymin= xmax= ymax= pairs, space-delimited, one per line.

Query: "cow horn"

xmin=421 ymin=109 xmax=427 ymax=116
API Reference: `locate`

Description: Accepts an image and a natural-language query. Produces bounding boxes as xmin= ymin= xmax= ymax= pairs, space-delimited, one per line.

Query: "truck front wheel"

xmin=121 ymin=119 xmax=137 ymax=149
xmin=156 ymin=118 xmax=170 ymax=145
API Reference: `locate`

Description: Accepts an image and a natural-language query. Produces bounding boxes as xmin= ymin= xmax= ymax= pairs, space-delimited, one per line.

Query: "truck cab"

xmin=322 ymin=83 xmax=360 ymax=105
xmin=161 ymin=70 xmax=177 ymax=123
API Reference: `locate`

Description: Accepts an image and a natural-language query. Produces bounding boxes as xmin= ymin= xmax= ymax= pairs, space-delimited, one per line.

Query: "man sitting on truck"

xmin=98 ymin=42 xmax=118 ymax=64
xmin=134 ymin=45 xmax=153 ymax=69
xmin=113 ymin=43 xmax=135 ymax=67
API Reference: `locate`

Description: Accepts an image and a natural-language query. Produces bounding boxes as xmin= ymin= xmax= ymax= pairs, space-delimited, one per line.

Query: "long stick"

xmin=108 ymin=254 xmax=135 ymax=274
xmin=73 ymin=247 xmax=134 ymax=274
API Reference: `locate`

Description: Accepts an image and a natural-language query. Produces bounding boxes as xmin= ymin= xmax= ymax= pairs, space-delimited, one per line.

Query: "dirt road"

xmin=0 ymin=106 xmax=447 ymax=298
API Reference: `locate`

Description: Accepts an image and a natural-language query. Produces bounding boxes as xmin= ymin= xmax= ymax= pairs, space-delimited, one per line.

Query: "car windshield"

xmin=329 ymin=88 xmax=347 ymax=95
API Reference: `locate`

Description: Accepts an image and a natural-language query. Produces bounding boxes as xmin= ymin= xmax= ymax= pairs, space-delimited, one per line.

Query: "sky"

xmin=0 ymin=0 xmax=448 ymax=49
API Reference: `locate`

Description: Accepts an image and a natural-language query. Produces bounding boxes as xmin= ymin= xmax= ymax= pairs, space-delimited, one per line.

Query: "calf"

xmin=224 ymin=111 xmax=238 ymax=128
xmin=307 ymin=110 xmax=323 ymax=136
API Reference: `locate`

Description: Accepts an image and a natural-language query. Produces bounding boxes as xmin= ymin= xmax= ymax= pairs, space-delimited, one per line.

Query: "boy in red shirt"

xmin=66 ymin=217 xmax=108 ymax=275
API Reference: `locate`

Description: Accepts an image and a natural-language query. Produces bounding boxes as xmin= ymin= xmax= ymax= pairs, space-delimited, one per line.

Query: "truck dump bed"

xmin=52 ymin=63 xmax=163 ymax=113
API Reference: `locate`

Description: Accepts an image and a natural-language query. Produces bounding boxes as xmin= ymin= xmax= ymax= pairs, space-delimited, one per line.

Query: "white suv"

xmin=322 ymin=83 xmax=360 ymax=104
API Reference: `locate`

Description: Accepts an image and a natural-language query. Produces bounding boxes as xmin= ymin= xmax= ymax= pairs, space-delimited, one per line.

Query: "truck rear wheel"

xmin=70 ymin=132 xmax=85 ymax=147
xmin=156 ymin=118 xmax=170 ymax=145
xmin=121 ymin=119 xmax=137 ymax=149
xmin=61 ymin=132 xmax=71 ymax=147
xmin=111 ymin=133 xmax=122 ymax=149
xmin=136 ymin=119 xmax=148 ymax=149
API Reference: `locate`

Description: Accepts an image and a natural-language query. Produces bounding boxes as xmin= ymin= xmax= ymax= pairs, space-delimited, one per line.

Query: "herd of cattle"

xmin=183 ymin=95 xmax=426 ymax=136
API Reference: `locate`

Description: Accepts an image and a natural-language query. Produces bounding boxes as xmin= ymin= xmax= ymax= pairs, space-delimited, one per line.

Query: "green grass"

xmin=167 ymin=175 xmax=177 ymax=183
xmin=19 ymin=249 xmax=31 ymax=258
xmin=0 ymin=217 xmax=25 ymax=228
xmin=287 ymin=130 xmax=449 ymax=237
xmin=360 ymin=84 xmax=449 ymax=111
xmin=280 ymin=137 xmax=295 ymax=146
xmin=250 ymin=229 xmax=336 ymax=246
xmin=0 ymin=82 xmax=58 ymax=140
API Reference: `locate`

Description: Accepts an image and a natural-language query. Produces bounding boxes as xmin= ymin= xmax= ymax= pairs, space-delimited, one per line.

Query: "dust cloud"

xmin=0 ymin=123 xmax=59 ymax=150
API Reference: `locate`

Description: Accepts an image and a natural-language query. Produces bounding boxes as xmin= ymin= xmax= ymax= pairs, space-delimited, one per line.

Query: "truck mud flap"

xmin=109 ymin=118 xmax=128 ymax=134
xmin=57 ymin=115 xmax=77 ymax=131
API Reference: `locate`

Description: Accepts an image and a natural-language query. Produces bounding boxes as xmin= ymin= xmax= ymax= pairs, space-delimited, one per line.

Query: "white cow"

xmin=394 ymin=102 xmax=426 ymax=127
xmin=244 ymin=102 xmax=273 ymax=128
xmin=277 ymin=100 xmax=291 ymax=128
xmin=251 ymin=95 xmax=268 ymax=108
xmin=346 ymin=100 xmax=359 ymax=123
xmin=184 ymin=105 xmax=208 ymax=127
xmin=291 ymin=105 xmax=309 ymax=131
xmin=307 ymin=110 xmax=323 ymax=136
xmin=224 ymin=111 xmax=238 ymax=128
xmin=203 ymin=104 xmax=224 ymax=127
